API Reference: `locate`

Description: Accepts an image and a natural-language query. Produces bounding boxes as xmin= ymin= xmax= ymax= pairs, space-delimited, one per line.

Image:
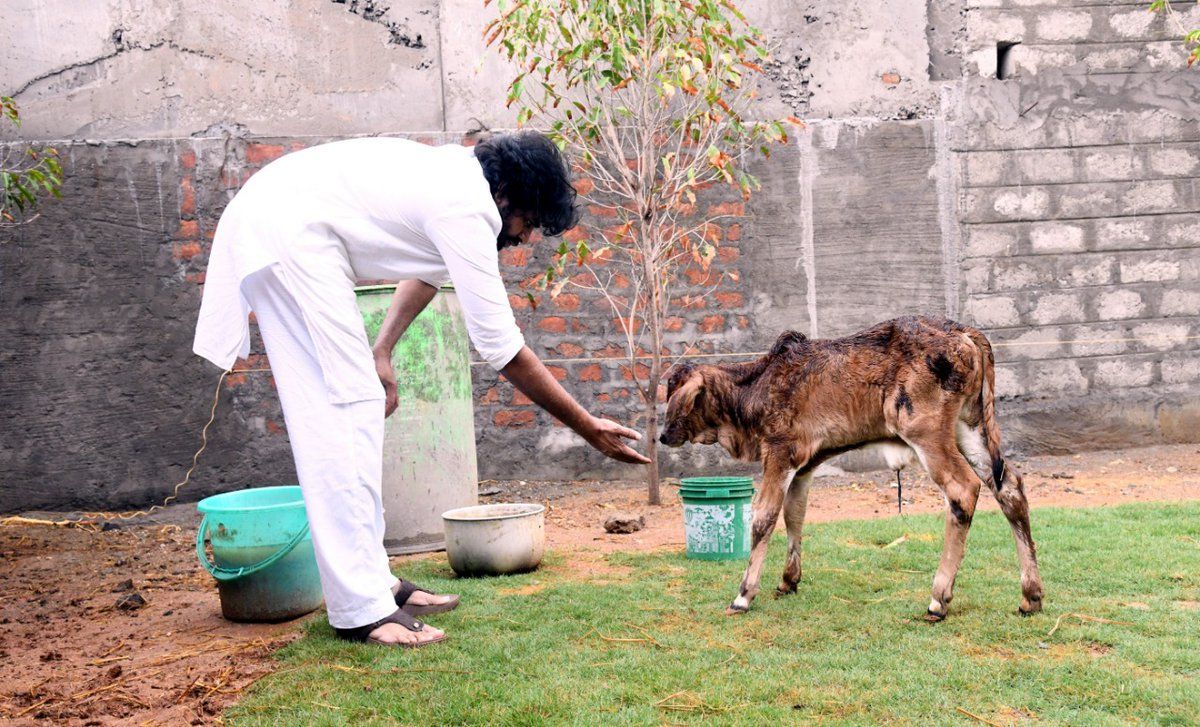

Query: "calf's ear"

xmin=669 ymin=372 xmax=704 ymax=418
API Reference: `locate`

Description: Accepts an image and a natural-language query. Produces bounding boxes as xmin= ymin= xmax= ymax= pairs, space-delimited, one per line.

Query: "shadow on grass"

xmin=227 ymin=502 xmax=1200 ymax=725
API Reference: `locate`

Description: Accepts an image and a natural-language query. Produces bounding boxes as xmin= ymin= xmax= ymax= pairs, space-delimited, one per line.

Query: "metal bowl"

xmin=441 ymin=503 xmax=546 ymax=576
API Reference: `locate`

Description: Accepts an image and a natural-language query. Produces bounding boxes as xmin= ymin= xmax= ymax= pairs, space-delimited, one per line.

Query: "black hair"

xmin=474 ymin=131 xmax=581 ymax=237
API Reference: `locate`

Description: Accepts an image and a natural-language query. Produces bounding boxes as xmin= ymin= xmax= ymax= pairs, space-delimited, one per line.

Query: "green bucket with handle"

xmin=680 ymin=477 xmax=755 ymax=561
xmin=196 ymin=486 xmax=323 ymax=622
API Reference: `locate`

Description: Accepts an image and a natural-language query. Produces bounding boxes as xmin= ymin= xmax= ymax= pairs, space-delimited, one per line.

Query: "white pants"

xmin=241 ymin=264 xmax=398 ymax=629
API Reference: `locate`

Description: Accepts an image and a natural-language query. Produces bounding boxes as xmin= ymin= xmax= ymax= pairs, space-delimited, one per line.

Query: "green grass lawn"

xmin=228 ymin=502 xmax=1200 ymax=725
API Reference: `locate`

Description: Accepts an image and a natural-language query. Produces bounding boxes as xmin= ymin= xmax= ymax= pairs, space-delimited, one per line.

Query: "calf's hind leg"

xmin=956 ymin=423 xmax=1043 ymax=614
xmin=777 ymin=470 xmax=813 ymax=596
xmin=903 ymin=434 xmax=985 ymax=621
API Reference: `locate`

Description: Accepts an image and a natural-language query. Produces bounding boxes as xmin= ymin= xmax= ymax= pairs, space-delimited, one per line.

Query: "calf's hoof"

xmin=1019 ymin=594 xmax=1043 ymax=616
xmin=725 ymin=595 xmax=751 ymax=615
xmin=774 ymin=583 xmax=797 ymax=598
xmin=924 ymin=598 xmax=947 ymax=622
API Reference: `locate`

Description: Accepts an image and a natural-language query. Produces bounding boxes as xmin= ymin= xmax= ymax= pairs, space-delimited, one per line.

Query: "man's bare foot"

xmin=368 ymin=621 xmax=445 ymax=646
xmin=392 ymin=581 xmax=455 ymax=608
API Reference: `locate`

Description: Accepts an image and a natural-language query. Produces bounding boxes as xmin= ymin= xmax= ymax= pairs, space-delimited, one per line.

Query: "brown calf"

xmin=660 ymin=316 xmax=1044 ymax=620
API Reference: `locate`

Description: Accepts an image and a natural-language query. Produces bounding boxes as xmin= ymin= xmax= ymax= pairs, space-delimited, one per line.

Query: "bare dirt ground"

xmin=1 ymin=443 xmax=1197 ymax=725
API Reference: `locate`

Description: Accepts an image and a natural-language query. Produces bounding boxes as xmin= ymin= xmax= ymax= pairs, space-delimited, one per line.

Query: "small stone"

xmin=604 ymin=513 xmax=645 ymax=534
xmin=114 ymin=592 xmax=147 ymax=611
xmin=881 ymin=72 xmax=901 ymax=85
xmin=101 ymin=522 xmax=122 ymax=532
xmin=106 ymin=665 xmax=123 ymax=680
xmin=1167 ymin=466 xmax=1179 ymax=474
xmin=112 ymin=578 xmax=135 ymax=593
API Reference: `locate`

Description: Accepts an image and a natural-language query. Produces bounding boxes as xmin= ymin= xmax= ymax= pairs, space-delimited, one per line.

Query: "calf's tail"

xmin=969 ymin=330 xmax=1007 ymax=487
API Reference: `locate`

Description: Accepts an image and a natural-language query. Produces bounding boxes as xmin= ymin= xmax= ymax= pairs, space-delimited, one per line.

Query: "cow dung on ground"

xmin=604 ymin=513 xmax=645 ymax=534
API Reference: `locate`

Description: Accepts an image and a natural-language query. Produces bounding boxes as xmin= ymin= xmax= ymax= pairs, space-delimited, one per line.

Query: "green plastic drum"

xmin=679 ymin=477 xmax=755 ymax=561
xmin=356 ymin=285 xmax=479 ymax=555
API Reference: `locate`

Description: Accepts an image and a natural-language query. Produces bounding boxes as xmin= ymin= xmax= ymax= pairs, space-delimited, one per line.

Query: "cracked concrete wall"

xmin=4 ymin=0 xmax=939 ymax=139
xmin=3 ymin=0 xmax=443 ymax=138
xmin=2 ymin=0 xmax=1199 ymax=509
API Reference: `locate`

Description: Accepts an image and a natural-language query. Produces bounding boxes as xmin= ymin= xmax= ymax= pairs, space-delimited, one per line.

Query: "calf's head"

xmin=659 ymin=364 xmax=720 ymax=447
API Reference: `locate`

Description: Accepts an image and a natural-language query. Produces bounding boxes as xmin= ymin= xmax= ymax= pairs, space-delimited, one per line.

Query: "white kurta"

xmin=193 ymin=137 xmax=526 ymax=400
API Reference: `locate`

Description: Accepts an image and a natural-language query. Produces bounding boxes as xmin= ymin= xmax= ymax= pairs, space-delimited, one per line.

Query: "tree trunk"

xmin=645 ymin=395 xmax=661 ymax=505
xmin=644 ymin=257 xmax=665 ymax=506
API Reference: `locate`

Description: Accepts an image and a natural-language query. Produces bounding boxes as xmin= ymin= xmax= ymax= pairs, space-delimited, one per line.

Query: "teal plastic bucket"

xmin=196 ymin=486 xmax=323 ymax=622
xmin=679 ymin=477 xmax=755 ymax=561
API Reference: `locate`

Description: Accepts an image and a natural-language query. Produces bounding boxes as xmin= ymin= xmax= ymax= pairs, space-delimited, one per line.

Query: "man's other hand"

xmin=375 ymin=351 xmax=399 ymax=417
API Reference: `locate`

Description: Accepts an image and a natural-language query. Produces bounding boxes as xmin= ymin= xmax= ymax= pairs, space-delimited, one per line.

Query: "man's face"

xmin=496 ymin=201 xmax=536 ymax=250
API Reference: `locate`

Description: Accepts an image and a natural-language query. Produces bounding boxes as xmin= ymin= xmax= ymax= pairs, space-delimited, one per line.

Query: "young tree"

xmin=1150 ymin=0 xmax=1200 ymax=67
xmin=487 ymin=0 xmax=798 ymax=504
xmin=1 ymin=96 xmax=63 ymax=227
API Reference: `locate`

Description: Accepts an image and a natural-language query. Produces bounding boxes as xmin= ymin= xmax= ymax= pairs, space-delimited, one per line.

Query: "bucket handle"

xmin=196 ymin=515 xmax=310 ymax=582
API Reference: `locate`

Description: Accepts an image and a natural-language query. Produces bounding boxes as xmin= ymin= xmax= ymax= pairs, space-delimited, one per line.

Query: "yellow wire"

xmin=77 ymin=369 xmax=231 ymax=522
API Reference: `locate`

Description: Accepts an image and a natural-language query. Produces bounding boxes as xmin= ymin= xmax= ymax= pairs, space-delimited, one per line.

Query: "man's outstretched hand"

xmin=582 ymin=416 xmax=651 ymax=464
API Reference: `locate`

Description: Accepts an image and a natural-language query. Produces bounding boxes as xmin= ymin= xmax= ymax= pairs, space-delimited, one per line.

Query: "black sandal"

xmin=333 ymin=608 xmax=447 ymax=648
xmin=394 ymin=579 xmax=460 ymax=616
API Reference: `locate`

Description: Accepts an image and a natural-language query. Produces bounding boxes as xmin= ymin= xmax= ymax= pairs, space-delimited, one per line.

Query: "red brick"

xmin=620 ymin=364 xmax=651 ymax=381
xmin=737 ymin=315 xmax=750 ymax=329
xmin=177 ymin=219 xmax=199 ymax=240
xmin=538 ymin=317 xmax=567 ymax=333
xmin=684 ymin=268 xmax=719 ymax=285
xmin=663 ymin=316 xmax=686 ymax=332
xmin=701 ymin=223 xmax=722 ymax=243
xmin=186 ymin=272 xmax=206 ymax=285
xmin=225 ymin=373 xmax=247 ymax=388
xmin=512 ymin=390 xmax=533 ymax=406
xmin=246 ymin=143 xmax=286 ymax=165
xmin=587 ymin=204 xmax=617 ymax=218
xmin=174 ymin=241 xmax=202 ymax=261
xmin=546 ymin=366 xmax=568 ymax=381
xmin=180 ymin=150 xmax=196 ymax=170
xmin=494 ymin=410 xmax=535 ymax=427
xmin=612 ymin=273 xmax=631 ymax=289
xmin=500 ymin=247 xmax=531 ymax=267
xmin=573 ymin=177 xmax=595 ymax=195
xmin=509 ymin=293 xmax=531 ymax=309
xmin=557 ymin=342 xmax=584 ymax=357
xmin=707 ymin=201 xmax=745 ymax=217
xmin=725 ymin=223 xmax=742 ymax=241
xmin=579 ymin=364 xmax=603 ymax=382
xmin=672 ymin=296 xmax=706 ymax=310
xmin=594 ymin=344 xmax=626 ymax=358
xmin=699 ymin=315 xmax=726 ymax=333
xmin=553 ymin=293 xmax=580 ymax=311
xmin=179 ymin=177 xmax=195 ymax=216
xmin=882 ymin=72 xmax=901 ymax=86
xmin=266 ymin=420 xmax=284 ymax=435
xmin=612 ymin=316 xmax=643 ymax=335
xmin=563 ymin=227 xmax=588 ymax=243
xmin=597 ymin=393 xmax=612 ymax=403
xmin=717 ymin=246 xmax=740 ymax=263
xmin=480 ymin=386 xmax=502 ymax=404
xmin=715 ymin=292 xmax=745 ymax=309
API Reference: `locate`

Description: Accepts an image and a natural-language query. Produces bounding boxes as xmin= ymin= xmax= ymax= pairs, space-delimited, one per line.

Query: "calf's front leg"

xmin=728 ymin=455 xmax=803 ymax=614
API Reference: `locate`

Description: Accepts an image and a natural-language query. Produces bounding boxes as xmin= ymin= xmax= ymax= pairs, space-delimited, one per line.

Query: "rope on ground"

xmin=2 ymin=369 xmax=230 ymax=529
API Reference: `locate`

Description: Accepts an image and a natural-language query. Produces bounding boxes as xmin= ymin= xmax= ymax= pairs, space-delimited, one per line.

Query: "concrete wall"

xmin=2 ymin=0 xmax=1198 ymax=510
